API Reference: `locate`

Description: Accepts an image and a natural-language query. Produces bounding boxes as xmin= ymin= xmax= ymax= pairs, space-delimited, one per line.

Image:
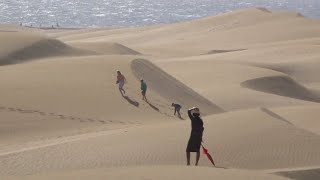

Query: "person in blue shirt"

xmin=172 ymin=103 xmax=182 ymax=118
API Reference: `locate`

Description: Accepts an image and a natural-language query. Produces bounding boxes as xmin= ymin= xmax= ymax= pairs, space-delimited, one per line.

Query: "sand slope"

xmin=275 ymin=167 xmax=320 ymax=180
xmin=56 ymin=8 xmax=320 ymax=57
xmin=0 ymin=28 xmax=90 ymax=65
xmin=69 ymin=41 xmax=141 ymax=55
xmin=271 ymin=106 xmax=320 ymax=135
xmin=0 ymin=39 xmax=88 ymax=65
xmin=241 ymin=75 xmax=320 ymax=103
xmin=1 ymin=108 xmax=320 ymax=176
xmin=5 ymin=166 xmax=291 ymax=180
xmin=131 ymin=59 xmax=224 ymax=115
xmin=0 ymin=55 xmax=179 ymax=145
xmin=157 ymin=59 xmax=318 ymax=111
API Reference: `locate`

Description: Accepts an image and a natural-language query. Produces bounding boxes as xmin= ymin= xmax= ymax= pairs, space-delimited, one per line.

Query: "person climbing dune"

xmin=172 ymin=103 xmax=182 ymax=118
xmin=140 ymin=79 xmax=148 ymax=102
xmin=186 ymin=107 xmax=204 ymax=166
xmin=116 ymin=70 xmax=126 ymax=96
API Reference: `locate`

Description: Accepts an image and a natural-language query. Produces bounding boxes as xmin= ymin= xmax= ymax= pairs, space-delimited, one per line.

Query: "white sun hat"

xmin=191 ymin=107 xmax=200 ymax=115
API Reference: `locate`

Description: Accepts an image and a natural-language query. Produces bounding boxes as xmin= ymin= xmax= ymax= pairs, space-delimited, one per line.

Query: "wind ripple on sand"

xmin=4 ymin=166 xmax=292 ymax=180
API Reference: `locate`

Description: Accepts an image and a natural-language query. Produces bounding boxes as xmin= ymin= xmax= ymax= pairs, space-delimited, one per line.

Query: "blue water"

xmin=0 ymin=0 xmax=319 ymax=27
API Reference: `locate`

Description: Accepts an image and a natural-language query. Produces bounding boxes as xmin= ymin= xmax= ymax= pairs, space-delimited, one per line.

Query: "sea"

xmin=0 ymin=0 xmax=319 ymax=27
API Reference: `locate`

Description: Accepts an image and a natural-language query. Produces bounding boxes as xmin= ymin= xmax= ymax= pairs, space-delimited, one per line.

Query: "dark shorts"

xmin=142 ymin=90 xmax=146 ymax=96
xmin=186 ymin=131 xmax=203 ymax=152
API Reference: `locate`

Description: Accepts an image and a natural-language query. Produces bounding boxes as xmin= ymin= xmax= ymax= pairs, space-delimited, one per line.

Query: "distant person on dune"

xmin=172 ymin=103 xmax=182 ymax=118
xmin=186 ymin=107 xmax=204 ymax=166
xmin=116 ymin=70 xmax=126 ymax=96
xmin=140 ymin=79 xmax=148 ymax=101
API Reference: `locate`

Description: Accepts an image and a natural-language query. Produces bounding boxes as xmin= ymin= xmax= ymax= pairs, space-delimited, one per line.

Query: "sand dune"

xmin=1 ymin=7 xmax=320 ymax=180
xmin=55 ymin=8 xmax=320 ymax=57
xmin=0 ymin=56 xmax=179 ymax=145
xmin=69 ymin=41 xmax=141 ymax=55
xmin=0 ymin=39 xmax=89 ymax=65
xmin=271 ymin=106 xmax=320 ymax=135
xmin=1 ymin=108 xmax=320 ymax=176
xmin=131 ymin=59 xmax=224 ymax=115
xmin=0 ymin=29 xmax=90 ymax=65
xmin=241 ymin=75 xmax=320 ymax=103
xmin=0 ymin=30 xmax=44 ymax=59
xmin=275 ymin=167 xmax=320 ymax=180
xmin=206 ymin=49 xmax=246 ymax=55
xmin=5 ymin=166 xmax=291 ymax=180
xmin=251 ymin=58 xmax=320 ymax=84
xmin=157 ymin=59 xmax=317 ymax=111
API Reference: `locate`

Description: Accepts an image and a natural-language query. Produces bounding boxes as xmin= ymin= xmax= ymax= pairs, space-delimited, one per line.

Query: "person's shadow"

xmin=147 ymin=102 xmax=159 ymax=112
xmin=123 ymin=96 xmax=139 ymax=107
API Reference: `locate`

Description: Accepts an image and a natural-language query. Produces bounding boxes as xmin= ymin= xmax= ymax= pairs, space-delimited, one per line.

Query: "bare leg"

xmin=119 ymin=89 xmax=124 ymax=96
xmin=195 ymin=151 xmax=200 ymax=166
xmin=186 ymin=151 xmax=191 ymax=166
xmin=142 ymin=92 xmax=148 ymax=102
xmin=178 ymin=111 xmax=181 ymax=118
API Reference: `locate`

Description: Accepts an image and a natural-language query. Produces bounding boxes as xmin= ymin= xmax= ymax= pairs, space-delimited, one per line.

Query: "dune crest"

xmin=241 ymin=75 xmax=320 ymax=103
xmin=275 ymin=167 xmax=320 ymax=180
xmin=69 ymin=41 xmax=141 ymax=55
xmin=256 ymin=7 xmax=272 ymax=13
xmin=0 ymin=38 xmax=88 ymax=65
xmin=206 ymin=49 xmax=246 ymax=54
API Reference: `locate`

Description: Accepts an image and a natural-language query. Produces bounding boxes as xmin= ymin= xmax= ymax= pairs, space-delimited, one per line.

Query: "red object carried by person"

xmin=202 ymin=145 xmax=216 ymax=166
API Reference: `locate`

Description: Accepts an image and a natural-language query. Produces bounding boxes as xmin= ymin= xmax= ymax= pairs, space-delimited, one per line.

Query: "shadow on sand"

xmin=147 ymin=101 xmax=159 ymax=112
xmin=123 ymin=96 xmax=139 ymax=107
xmin=260 ymin=107 xmax=293 ymax=125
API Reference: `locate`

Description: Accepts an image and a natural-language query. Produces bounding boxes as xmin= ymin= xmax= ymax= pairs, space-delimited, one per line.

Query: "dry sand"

xmin=1 ymin=7 xmax=320 ymax=180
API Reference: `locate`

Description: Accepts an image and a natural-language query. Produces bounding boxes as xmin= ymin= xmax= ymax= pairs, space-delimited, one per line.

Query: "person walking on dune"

xmin=172 ymin=103 xmax=182 ymax=118
xmin=116 ymin=70 xmax=126 ymax=96
xmin=140 ymin=79 xmax=148 ymax=101
xmin=186 ymin=107 xmax=204 ymax=166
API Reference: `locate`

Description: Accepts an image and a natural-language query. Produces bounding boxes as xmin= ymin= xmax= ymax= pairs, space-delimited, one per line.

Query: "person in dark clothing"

xmin=140 ymin=79 xmax=148 ymax=102
xmin=172 ymin=103 xmax=182 ymax=118
xmin=186 ymin=107 xmax=204 ymax=166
